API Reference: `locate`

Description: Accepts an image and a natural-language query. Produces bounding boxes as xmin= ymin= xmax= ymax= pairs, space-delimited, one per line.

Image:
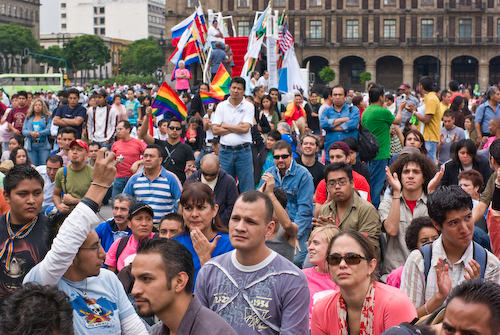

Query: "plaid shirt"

xmin=400 ymin=235 xmax=500 ymax=308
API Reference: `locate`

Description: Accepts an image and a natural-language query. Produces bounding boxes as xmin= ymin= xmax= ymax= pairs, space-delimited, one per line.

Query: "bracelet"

xmin=80 ymin=197 xmax=100 ymax=213
xmin=424 ymin=301 xmax=430 ymax=315
xmin=392 ymin=197 xmax=400 ymax=200
xmin=91 ymin=181 xmax=112 ymax=188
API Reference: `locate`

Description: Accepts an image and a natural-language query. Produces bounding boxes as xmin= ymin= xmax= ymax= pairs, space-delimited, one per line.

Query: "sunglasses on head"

xmin=326 ymin=252 xmax=371 ymax=266
xmin=201 ymin=170 xmax=218 ymax=177
xmin=273 ymin=154 xmax=290 ymax=160
xmin=169 ymin=126 xmax=182 ymax=131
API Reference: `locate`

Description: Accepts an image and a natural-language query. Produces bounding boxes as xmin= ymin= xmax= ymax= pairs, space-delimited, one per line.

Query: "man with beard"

xmin=131 ymin=238 xmax=237 ymax=335
xmin=0 ymin=165 xmax=48 ymax=304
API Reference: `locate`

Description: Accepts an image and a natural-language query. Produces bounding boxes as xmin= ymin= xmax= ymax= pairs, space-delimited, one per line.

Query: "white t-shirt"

xmin=257 ymin=76 xmax=268 ymax=89
xmin=208 ymin=26 xmax=225 ymax=44
xmin=212 ymin=98 xmax=254 ymax=146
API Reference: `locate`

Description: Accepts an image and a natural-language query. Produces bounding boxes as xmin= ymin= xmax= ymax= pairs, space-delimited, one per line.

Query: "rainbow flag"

xmin=200 ymin=89 xmax=223 ymax=104
xmin=211 ymin=63 xmax=231 ymax=95
xmin=151 ymin=82 xmax=187 ymax=120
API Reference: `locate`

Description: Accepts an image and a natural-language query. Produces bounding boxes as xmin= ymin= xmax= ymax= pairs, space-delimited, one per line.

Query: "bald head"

xmin=200 ymin=154 xmax=220 ymax=181
xmin=491 ymin=117 xmax=500 ymax=127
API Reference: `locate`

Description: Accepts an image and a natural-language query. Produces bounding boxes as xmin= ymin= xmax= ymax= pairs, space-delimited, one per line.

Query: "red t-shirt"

xmin=111 ymin=138 xmax=147 ymax=178
xmin=315 ymin=171 xmax=371 ymax=204
xmin=405 ymin=199 xmax=417 ymax=215
xmin=6 ymin=105 xmax=29 ymax=132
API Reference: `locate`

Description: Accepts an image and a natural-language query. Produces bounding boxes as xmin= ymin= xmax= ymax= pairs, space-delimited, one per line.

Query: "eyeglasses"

xmin=169 ymin=126 xmax=182 ymax=131
xmin=201 ymin=170 xmax=218 ymax=177
xmin=326 ymin=252 xmax=371 ymax=266
xmin=79 ymin=241 xmax=102 ymax=253
xmin=327 ymin=179 xmax=349 ymax=187
xmin=273 ymin=154 xmax=290 ymax=160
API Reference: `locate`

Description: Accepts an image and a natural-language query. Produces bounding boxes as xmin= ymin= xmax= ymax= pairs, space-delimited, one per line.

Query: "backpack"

xmin=419 ymin=240 xmax=487 ymax=281
xmin=349 ymin=106 xmax=379 ymax=161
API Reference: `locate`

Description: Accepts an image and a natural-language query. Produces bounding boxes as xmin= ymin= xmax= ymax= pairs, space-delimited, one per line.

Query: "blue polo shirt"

xmin=475 ymin=100 xmax=500 ymax=134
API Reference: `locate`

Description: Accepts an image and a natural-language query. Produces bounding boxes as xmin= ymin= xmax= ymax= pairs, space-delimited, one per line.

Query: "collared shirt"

xmin=212 ymin=98 xmax=254 ymax=146
xmin=400 ymin=236 xmax=500 ymax=308
xmin=422 ymin=91 xmax=442 ymax=142
xmin=318 ymin=191 xmax=381 ymax=261
xmin=36 ymin=165 xmax=56 ymax=207
xmin=379 ymin=192 xmax=428 ymax=277
xmin=123 ymin=167 xmax=183 ymax=223
xmin=153 ymin=295 xmax=237 ymax=335
xmin=395 ymin=94 xmax=420 ymax=128
xmin=474 ymin=100 xmax=500 ymax=134
xmin=319 ymin=103 xmax=359 ymax=152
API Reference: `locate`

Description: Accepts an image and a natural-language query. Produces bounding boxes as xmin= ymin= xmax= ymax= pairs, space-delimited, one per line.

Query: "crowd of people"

xmin=0 ymin=75 xmax=498 ymax=335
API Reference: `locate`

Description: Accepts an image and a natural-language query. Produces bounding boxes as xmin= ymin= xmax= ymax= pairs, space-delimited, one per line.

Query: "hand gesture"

xmin=428 ymin=164 xmax=444 ymax=194
xmin=482 ymin=136 xmax=488 ymax=145
xmin=62 ymin=193 xmax=79 ymax=205
xmin=145 ymin=106 xmax=153 ymax=117
xmin=294 ymin=239 xmax=301 ymax=255
xmin=56 ymin=203 xmax=70 ymax=212
xmin=260 ymin=173 xmax=275 ymax=196
xmin=385 ymin=166 xmax=401 ymax=194
xmin=436 ymin=257 xmax=452 ymax=298
xmin=92 ymin=148 xmax=117 ymax=187
xmin=191 ymin=228 xmax=220 ymax=265
xmin=464 ymin=259 xmax=481 ymax=280
xmin=440 ymin=133 xmax=445 ymax=145
xmin=452 ymin=132 xmax=457 ymax=142
xmin=312 ymin=214 xmax=335 ymax=227
xmin=399 ymin=100 xmax=407 ymax=111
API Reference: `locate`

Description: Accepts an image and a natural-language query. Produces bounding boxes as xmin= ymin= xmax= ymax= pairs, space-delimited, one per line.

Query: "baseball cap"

xmin=328 ymin=142 xmax=351 ymax=156
xmin=398 ymin=82 xmax=411 ymax=90
xmin=400 ymin=146 xmax=421 ymax=155
xmin=129 ymin=202 xmax=154 ymax=219
xmin=69 ymin=139 xmax=89 ymax=152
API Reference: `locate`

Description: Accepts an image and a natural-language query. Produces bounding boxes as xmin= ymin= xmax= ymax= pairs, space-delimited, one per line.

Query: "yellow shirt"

xmin=440 ymin=102 xmax=449 ymax=118
xmin=423 ymin=92 xmax=441 ymax=142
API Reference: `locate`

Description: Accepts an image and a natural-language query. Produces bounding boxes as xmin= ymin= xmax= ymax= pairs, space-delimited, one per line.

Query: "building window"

xmin=100 ymin=17 xmax=105 ymax=24
xmin=274 ymin=0 xmax=286 ymax=5
xmin=498 ymin=19 xmax=500 ymax=37
xmin=310 ymin=0 xmax=322 ymax=5
xmin=94 ymin=17 xmax=98 ymax=24
xmin=7 ymin=6 xmax=10 ymax=16
xmin=459 ymin=18 xmax=472 ymax=37
xmin=61 ymin=3 xmax=66 ymax=8
xmin=384 ymin=0 xmax=396 ymax=5
xmin=100 ymin=28 xmax=105 ymax=35
xmin=35 ymin=10 xmax=38 ymax=22
xmin=347 ymin=0 xmax=359 ymax=6
xmin=238 ymin=0 xmax=249 ymax=6
xmin=25 ymin=9 xmax=28 ymax=19
xmin=384 ymin=19 xmax=396 ymax=39
xmin=61 ymin=13 xmax=66 ymax=18
xmin=62 ymin=23 xmax=67 ymax=28
xmin=421 ymin=19 xmax=433 ymax=37
xmin=422 ymin=0 xmax=434 ymax=4
xmin=310 ymin=20 xmax=322 ymax=39
xmin=13 ymin=7 xmax=17 ymax=18
xmin=19 ymin=7 xmax=22 ymax=18
xmin=94 ymin=28 xmax=98 ymax=35
xmin=99 ymin=7 xmax=105 ymax=14
xmin=1 ymin=5 xmax=4 ymax=15
xmin=30 ymin=9 xmax=33 ymax=21
xmin=187 ymin=0 xmax=196 ymax=7
xmin=238 ymin=21 xmax=250 ymax=36
xmin=94 ymin=7 xmax=97 ymax=14
xmin=346 ymin=19 xmax=359 ymax=39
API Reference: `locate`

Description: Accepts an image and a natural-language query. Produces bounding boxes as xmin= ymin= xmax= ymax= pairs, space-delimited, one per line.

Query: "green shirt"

xmin=361 ymin=104 xmax=395 ymax=160
xmin=54 ymin=164 xmax=94 ymax=210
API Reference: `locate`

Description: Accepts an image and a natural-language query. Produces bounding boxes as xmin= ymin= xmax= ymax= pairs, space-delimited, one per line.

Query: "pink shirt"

xmin=386 ymin=265 xmax=404 ymax=288
xmin=302 ymin=267 xmax=338 ymax=329
xmin=111 ymin=138 xmax=147 ymax=178
xmin=105 ymin=232 xmax=156 ymax=271
xmin=484 ymin=136 xmax=497 ymax=149
xmin=175 ymin=68 xmax=191 ymax=90
xmin=311 ymin=282 xmax=417 ymax=335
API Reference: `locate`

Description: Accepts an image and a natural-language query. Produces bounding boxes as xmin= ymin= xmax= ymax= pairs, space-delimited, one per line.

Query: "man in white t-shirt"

xmin=212 ymin=77 xmax=254 ymax=192
xmin=257 ymin=70 xmax=269 ymax=92
xmin=207 ymin=20 xmax=225 ymax=49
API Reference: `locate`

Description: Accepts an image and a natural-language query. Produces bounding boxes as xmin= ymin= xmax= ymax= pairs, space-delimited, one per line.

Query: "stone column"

xmin=478 ymin=62 xmax=489 ymax=92
xmin=403 ymin=62 xmax=413 ymax=87
xmin=365 ymin=62 xmax=376 ymax=90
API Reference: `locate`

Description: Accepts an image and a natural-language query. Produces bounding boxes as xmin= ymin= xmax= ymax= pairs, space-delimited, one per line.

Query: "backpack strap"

xmin=62 ymin=166 xmax=68 ymax=196
xmin=116 ymin=235 xmax=131 ymax=261
xmin=472 ymin=241 xmax=487 ymax=279
xmin=419 ymin=242 xmax=433 ymax=282
xmin=349 ymin=106 xmax=352 ymax=114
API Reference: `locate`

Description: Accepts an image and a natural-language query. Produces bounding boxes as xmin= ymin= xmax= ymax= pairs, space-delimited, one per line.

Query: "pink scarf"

xmin=337 ymin=282 xmax=375 ymax=335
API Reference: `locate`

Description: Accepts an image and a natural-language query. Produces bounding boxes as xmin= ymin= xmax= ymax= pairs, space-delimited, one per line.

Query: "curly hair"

xmin=26 ymin=98 xmax=51 ymax=119
xmin=389 ymin=153 xmax=437 ymax=193
xmin=405 ymin=216 xmax=438 ymax=251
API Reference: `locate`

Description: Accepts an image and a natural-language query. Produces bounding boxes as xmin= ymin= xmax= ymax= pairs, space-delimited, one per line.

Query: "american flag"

xmin=279 ymin=21 xmax=294 ymax=54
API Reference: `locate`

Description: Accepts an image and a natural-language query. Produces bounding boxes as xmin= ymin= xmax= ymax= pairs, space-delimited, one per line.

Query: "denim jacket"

xmin=259 ymin=160 xmax=314 ymax=239
xmin=22 ymin=115 xmax=52 ymax=151
xmin=320 ymin=103 xmax=359 ymax=152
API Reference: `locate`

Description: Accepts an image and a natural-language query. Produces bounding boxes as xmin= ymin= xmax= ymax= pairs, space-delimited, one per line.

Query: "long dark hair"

xmin=10 ymin=147 xmax=32 ymax=166
xmin=404 ymin=130 xmax=427 ymax=155
xmin=179 ymin=182 xmax=228 ymax=233
xmin=452 ymin=139 xmax=479 ymax=167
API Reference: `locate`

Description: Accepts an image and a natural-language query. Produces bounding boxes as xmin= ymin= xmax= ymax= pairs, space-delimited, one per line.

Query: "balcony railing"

xmin=304 ymin=38 xmax=326 ymax=46
xmin=445 ymin=1 xmax=485 ymax=10
xmin=339 ymin=37 xmax=364 ymax=46
xmin=378 ymin=37 xmax=400 ymax=46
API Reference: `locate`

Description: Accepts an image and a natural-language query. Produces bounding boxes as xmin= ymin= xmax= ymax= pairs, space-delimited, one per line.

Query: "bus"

xmin=0 ymin=73 xmax=63 ymax=97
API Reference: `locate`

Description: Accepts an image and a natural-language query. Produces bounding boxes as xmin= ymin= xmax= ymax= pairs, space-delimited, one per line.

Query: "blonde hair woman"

xmin=22 ymin=98 xmax=52 ymax=166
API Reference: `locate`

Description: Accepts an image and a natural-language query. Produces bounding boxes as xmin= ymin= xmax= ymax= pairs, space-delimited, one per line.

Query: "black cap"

xmin=128 ymin=202 xmax=154 ymax=219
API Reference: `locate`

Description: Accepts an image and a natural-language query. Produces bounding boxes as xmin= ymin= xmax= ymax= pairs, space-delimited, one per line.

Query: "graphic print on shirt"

xmin=72 ymin=295 xmax=117 ymax=329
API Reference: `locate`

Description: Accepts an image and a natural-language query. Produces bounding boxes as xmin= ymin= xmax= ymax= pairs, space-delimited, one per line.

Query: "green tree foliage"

xmin=360 ymin=71 xmax=372 ymax=83
xmin=0 ymin=23 xmax=40 ymax=72
xmin=319 ymin=66 xmax=336 ymax=83
xmin=64 ymin=35 xmax=110 ymax=72
xmin=40 ymin=45 xmax=64 ymax=72
xmin=120 ymin=37 xmax=164 ymax=75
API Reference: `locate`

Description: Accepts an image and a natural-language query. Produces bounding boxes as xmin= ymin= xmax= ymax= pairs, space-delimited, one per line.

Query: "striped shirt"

xmin=123 ymin=167 xmax=182 ymax=223
xmin=400 ymin=235 xmax=500 ymax=308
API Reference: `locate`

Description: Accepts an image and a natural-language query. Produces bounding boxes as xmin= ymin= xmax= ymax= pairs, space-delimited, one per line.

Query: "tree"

xmin=319 ymin=66 xmax=336 ymax=83
xmin=40 ymin=45 xmax=64 ymax=73
xmin=64 ymin=35 xmax=110 ymax=81
xmin=120 ymin=37 xmax=164 ymax=75
xmin=0 ymin=23 xmax=40 ymax=73
xmin=360 ymin=71 xmax=372 ymax=83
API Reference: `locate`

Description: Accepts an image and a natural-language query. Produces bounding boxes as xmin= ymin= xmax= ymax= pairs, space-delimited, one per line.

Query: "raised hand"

xmin=436 ymin=257 xmax=452 ymax=299
xmin=385 ymin=166 xmax=401 ymax=194
xmin=191 ymin=228 xmax=220 ymax=266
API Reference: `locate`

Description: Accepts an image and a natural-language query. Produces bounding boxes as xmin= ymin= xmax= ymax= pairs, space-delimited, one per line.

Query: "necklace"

xmin=0 ymin=212 xmax=38 ymax=271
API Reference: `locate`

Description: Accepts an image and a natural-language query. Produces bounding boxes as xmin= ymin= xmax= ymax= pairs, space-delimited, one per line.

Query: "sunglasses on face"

xmin=169 ymin=126 xmax=182 ymax=131
xmin=326 ymin=252 xmax=371 ymax=266
xmin=201 ymin=170 xmax=218 ymax=177
xmin=273 ymin=154 xmax=290 ymax=160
